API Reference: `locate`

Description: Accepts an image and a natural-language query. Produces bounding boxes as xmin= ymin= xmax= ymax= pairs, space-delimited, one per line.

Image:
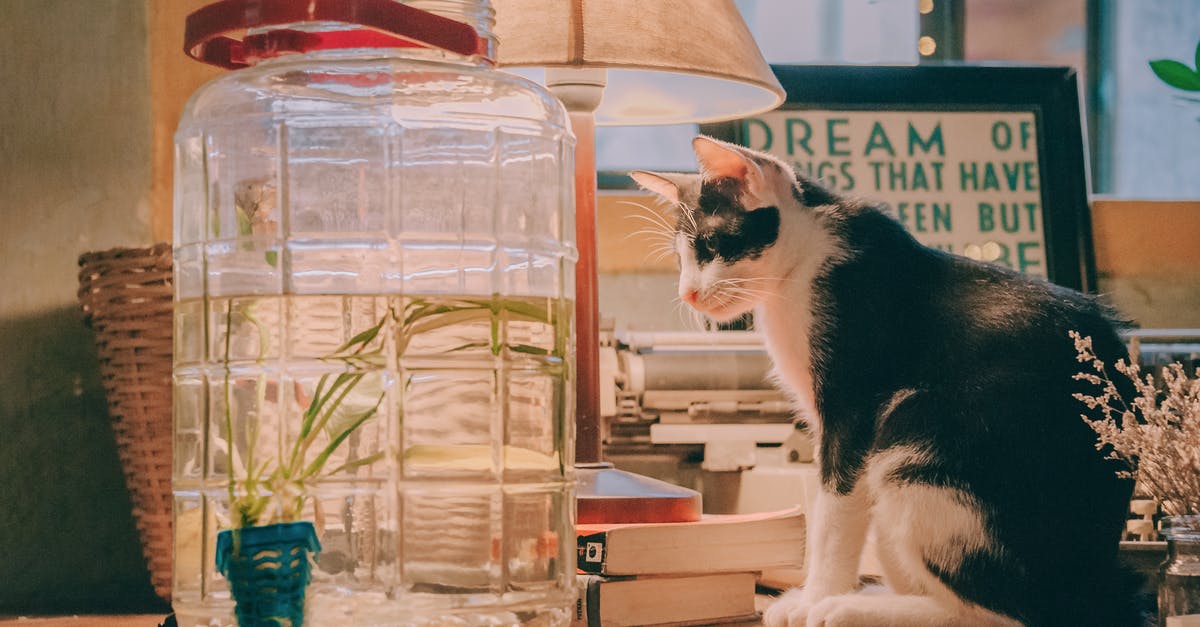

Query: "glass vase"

xmin=172 ymin=0 xmax=577 ymax=625
xmin=1160 ymin=515 xmax=1200 ymax=626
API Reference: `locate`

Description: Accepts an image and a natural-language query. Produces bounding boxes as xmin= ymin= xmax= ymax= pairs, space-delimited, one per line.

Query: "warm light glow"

xmin=504 ymin=67 xmax=782 ymax=126
xmin=919 ymin=35 xmax=938 ymax=56
xmin=981 ymin=241 xmax=1004 ymax=262
xmin=920 ymin=0 xmax=934 ymax=15
xmin=600 ymin=69 xmax=781 ymax=126
xmin=492 ymin=0 xmax=785 ymax=126
xmin=963 ymin=242 xmax=1006 ymax=263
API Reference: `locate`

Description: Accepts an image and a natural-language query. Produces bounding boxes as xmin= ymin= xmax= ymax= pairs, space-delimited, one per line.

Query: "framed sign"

xmin=701 ymin=64 xmax=1097 ymax=293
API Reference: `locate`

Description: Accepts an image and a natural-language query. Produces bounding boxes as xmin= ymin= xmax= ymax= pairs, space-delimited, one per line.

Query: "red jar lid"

xmin=184 ymin=0 xmax=490 ymax=69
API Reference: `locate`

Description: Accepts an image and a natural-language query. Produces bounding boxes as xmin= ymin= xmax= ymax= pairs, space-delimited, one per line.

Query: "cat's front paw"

xmin=765 ymin=592 xmax=874 ymax=627
xmin=763 ymin=588 xmax=815 ymax=627
xmin=806 ymin=594 xmax=877 ymax=627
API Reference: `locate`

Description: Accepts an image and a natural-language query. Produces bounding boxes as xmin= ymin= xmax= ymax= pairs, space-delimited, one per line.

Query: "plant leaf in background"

xmin=1150 ymin=39 xmax=1200 ymax=92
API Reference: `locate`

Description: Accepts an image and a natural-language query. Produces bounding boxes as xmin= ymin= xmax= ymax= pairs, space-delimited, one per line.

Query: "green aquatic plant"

xmin=220 ymin=294 xmax=568 ymax=529
xmin=399 ymin=295 xmax=567 ymax=358
xmin=222 ymin=304 xmax=387 ymax=529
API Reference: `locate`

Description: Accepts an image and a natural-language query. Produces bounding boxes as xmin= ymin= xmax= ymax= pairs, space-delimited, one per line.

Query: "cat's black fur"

xmin=808 ymin=182 xmax=1138 ymax=626
xmin=683 ymin=166 xmax=1142 ymax=626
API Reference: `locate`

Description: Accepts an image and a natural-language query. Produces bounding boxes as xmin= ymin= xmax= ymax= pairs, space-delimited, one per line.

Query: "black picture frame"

xmin=700 ymin=64 xmax=1097 ymax=293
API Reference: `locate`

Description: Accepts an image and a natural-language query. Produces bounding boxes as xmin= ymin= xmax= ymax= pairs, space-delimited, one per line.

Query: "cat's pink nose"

xmin=682 ymin=289 xmax=699 ymax=305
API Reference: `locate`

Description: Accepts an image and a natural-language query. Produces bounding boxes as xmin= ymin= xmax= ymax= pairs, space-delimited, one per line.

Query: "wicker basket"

xmin=77 ymin=243 xmax=174 ymax=602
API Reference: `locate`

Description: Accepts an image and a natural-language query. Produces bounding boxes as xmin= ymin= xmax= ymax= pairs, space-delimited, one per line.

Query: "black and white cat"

xmin=631 ymin=137 xmax=1140 ymax=627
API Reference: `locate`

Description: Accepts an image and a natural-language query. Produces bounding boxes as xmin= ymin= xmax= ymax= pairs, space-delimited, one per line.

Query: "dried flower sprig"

xmin=1071 ymin=330 xmax=1200 ymax=516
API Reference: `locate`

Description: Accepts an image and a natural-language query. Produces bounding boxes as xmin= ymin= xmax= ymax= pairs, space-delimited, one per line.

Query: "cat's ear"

xmin=692 ymin=135 xmax=765 ymax=198
xmin=630 ymin=170 xmax=683 ymax=205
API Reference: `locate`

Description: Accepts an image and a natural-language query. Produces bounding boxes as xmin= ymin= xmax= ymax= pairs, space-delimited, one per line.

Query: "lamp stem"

xmin=570 ymin=109 xmax=602 ymax=464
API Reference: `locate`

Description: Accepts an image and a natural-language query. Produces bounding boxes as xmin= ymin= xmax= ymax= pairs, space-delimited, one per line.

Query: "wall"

xmin=1091 ymin=199 xmax=1200 ymax=328
xmin=148 ymin=0 xmax=223 ymax=243
xmin=0 ymin=0 xmax=164 ymax=614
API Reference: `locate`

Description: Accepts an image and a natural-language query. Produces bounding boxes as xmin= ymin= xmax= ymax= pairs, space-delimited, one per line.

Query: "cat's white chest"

xmin=757 ymin=297 xmax=820 ymax=429
xmin=753 ymin=217 xmax=840 ymax=433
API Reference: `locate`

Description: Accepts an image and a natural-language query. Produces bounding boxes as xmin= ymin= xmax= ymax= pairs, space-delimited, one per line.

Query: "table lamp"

xmin=493 ymin=0 xmax=784 ymax=523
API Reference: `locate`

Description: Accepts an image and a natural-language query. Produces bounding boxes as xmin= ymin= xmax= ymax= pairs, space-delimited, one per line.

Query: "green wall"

xmin=0 ymin=0 xmax=167 ymax=614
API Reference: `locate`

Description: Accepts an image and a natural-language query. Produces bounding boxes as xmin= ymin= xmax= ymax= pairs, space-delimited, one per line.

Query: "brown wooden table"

xmin=0 ymin=616 xmax=164 ymax=627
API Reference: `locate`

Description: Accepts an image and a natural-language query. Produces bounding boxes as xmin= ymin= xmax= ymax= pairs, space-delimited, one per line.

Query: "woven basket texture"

xmin=77 ymin=243 xmax=174 ymax=602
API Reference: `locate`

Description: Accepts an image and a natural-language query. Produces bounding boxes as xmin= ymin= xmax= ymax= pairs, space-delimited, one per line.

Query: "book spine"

xmin=570 ymin=577 xmax=589 ymax=627
xmin=576 ymin=531 xmax=607 ymax=574
xmin=571 ymin=575 xmax=603 ymax=627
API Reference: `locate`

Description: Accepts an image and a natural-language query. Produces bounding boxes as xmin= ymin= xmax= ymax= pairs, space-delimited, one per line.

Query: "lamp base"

xmin=576 ymin=462 xmax=703 ymax=524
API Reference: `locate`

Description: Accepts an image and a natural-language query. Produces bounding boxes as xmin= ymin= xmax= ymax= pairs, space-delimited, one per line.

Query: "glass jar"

xmin=171 ymin=1 xmax=576 ymax=625
xmin=1160 ymin=515 xmax=1200 ymax=626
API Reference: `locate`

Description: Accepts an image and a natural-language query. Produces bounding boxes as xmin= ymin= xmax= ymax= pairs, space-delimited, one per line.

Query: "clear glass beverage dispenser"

xmin=171 ymin=1 xmax=577 ymax=624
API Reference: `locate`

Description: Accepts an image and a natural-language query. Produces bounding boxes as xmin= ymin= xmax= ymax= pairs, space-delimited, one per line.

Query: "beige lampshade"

xmin=491 ymin=0 xmax=784 ymax=125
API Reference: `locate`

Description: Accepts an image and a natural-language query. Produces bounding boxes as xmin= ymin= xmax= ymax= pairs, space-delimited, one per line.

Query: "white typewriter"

xmin=597 ymin=329 xmax=819 ymax=516
xmin=595 ymin=327 xmax=1200 ymax=515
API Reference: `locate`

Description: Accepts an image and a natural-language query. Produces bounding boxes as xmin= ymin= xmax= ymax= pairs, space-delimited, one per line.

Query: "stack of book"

xmin=571 ymin=506 xmax=806 ymax=626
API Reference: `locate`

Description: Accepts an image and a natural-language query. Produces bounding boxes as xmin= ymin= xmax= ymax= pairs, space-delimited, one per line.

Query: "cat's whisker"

xmin=708 ymin=291 xmax=738 ymax=310
xmin=711 ymin=278 xmax=801 ymax=304
xmin=717 ymin=277 xmax=791 ymax=288
xmin=648 ymin=249 xmax=677 ymax=264
xmin=716 ymin=283 xmax=795 ymax=308
xmin=622 ymin=213 xmax=675 ymax=235
xmin=618 ymin=201 xmax=677 ymax=232
xmin=674 ymin=201 xmax=698 ymax=236
xmin=744 ymin=289 xmax=797 ymax=306
xmin=628 ymin=235 xmax=676 ymax=252
xmin=671 ymin=297 xmax=691 ymax=329
xmin=711 ymin=280 xmax=772 ymax=295
xmin=671 ymin=293 xmax=701 ymax=328
xmin=622 ymin=223 xmax=679 ymax=264
xmin=625 ymin=233 xmax=677 ymax=249
xmin=628 ymin=218 xmax=676 ymax=240
xmin=617 ymin=199 xmax=672 ymax=216
xmin=721 ymin=283 xmax=775 ymax=297
xmin=624 ymin=225 xmax=674 ymax=239
xmin=725 ymin=292 xmax=760 ymax=308
xmin=643 ymin=238 xmax=678 ymax=255
xmin=646 ymin=248 xmax=677 ymax=263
